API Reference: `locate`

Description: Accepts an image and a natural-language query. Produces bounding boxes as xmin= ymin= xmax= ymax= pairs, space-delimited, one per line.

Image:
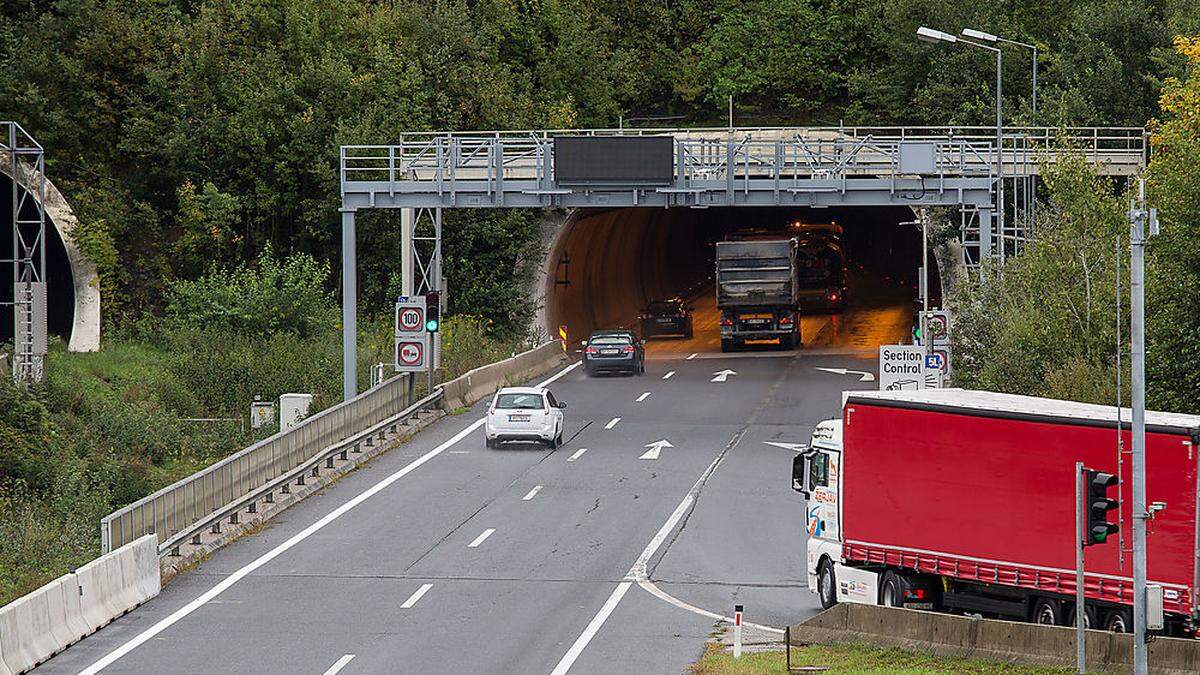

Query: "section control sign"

xmin=394 ymin=295 xmax=430 ymax=373
xmin=879 ymin=345 xmax=925 ymax=391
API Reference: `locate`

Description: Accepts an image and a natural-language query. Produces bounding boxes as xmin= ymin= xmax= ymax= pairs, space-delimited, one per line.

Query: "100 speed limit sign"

xmin=398 ymin=307 xmax=424 ymax=332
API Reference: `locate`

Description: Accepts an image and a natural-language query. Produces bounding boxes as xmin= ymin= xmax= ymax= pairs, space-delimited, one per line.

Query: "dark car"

xmin=640 ymin=299 xmax=693 ymax=339
xmin=582 ymin=330 xmax=645 ymax=376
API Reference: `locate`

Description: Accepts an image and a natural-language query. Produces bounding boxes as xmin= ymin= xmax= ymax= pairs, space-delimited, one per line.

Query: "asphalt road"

xmin=36 ymin=295 xmax=907 ymax=675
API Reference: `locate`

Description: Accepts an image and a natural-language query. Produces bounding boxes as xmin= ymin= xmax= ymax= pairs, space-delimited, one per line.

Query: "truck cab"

xmin=792 ymin=419 xmax=845 ymax=604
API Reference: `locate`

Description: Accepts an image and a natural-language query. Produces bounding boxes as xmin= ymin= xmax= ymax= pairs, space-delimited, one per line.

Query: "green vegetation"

xmin=0 ymin=251 xmax=526 ymax=606
xmin=951 ymin=37 xmax=1200 ymax=414
xmin=691 ymin=643 xmax=1073 ymax=674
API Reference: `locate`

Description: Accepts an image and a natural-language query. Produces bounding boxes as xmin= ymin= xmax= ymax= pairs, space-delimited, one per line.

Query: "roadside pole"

xmin=733 ymin=604 xmax=743 ymax=658
xmin=1075 ymin=461 xmax=1085 ymax=674
xmin=1129 ymin=178 xmax=1158 ymax=675
xmin=921 ymin=211 xmax=930 ymax=363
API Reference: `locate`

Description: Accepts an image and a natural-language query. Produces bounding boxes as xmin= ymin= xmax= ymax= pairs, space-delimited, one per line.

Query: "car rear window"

xmin=646 ymin=302 xmax=680 ymax=313
xmin=495 ymin=393 xmax=545 ymax=409
xmin=590 ymin=335 xmax=632 ymax=346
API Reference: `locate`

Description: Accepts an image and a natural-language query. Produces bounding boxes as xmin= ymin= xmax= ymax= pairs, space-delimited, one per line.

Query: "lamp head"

xmin=917 ymin=27 xmax=957 ymax=44
xmin=962 ymin=28 xmax=999 ymax=43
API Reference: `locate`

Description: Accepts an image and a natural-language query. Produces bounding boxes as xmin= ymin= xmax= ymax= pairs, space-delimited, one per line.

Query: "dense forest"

xmin=0 ymin=0 xmax=1198 ymax=605
xmin=1 ymin=0 xmax=1197 ymax=325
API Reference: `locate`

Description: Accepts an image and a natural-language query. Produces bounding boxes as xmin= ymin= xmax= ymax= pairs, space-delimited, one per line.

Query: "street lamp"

xmin=917 ymin=26 xmax=1004 ymax=269
xmin=962 ymin=28 xmax=1038 ymax=115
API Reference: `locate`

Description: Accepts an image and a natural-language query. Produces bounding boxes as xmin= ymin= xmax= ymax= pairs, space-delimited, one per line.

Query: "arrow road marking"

xmin=710 ymin=369 xmax=737 ymax=382
xmin=764 ymin=441 xmax=809 ymax=452
xmin=639 ymin=439 xmax=673 ymax=460
xmin=400 ymin=584 xmax=433 ymax=609
xmin=815 ymin=366 xmax=875 ymax=382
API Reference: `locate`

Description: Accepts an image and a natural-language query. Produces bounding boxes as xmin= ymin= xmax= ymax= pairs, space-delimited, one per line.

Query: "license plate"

xmin=508 ymin=414 xmax=530 ymax=422
xmin=745 ymin=318 xmax=769 ymax=325
xmin=600 ymin=348 xmax=619 ymax=355
xmin=656 ymin=318 xmax=673 ymax=323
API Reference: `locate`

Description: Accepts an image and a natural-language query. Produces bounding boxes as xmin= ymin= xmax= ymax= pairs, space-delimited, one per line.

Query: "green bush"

xmin=165 ymin=244 xmax=338 ymax=338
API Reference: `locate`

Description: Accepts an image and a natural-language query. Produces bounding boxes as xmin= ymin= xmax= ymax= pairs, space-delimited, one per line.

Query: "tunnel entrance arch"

xmin=338 ymin=126 xmax=1144 ymax=398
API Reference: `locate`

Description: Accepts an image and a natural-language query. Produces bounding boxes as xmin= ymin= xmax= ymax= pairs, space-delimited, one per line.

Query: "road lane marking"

xmin=550 ymin=433 xmax=734 ymax=674
xmin=567 ymin=447 xmax=589 ymax=462
xmin=815 ymin=366 xmax=875 ymax=382
xmin=636 ymin=392 xmax=651 ymax=402
xmin=400 ymin=583 xmax=433 ymax=609
xmin=662 ymin=370 xmax=675 ymax=380
xmin=522 ymin=485 xmax=543 ymax=501
xmin=468 ymin=528 xmax=496 ymax=548
xmin=76 ymin=360 xmax=581 ymax=675
xmin=604 ymin=417 xmax=621 ymax=429
xmin=322 ymin=655 xmax=356 ymax=675
xmin=686 ymin=353 xmax=698 ymax=360
xmin=710 ymin=369 xmax=737 ymax=382
xmin=639 ymin=439 xmax=673 ymax=460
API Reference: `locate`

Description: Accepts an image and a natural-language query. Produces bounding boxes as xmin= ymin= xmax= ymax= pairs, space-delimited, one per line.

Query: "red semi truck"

xmin=794 ymin=388 xmax=1200 ymax=635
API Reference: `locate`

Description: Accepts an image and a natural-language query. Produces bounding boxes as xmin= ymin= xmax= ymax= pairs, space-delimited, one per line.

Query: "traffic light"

xmin=424 ymin=291 xmax=440 ymax=332
xmin=1085 ymin=469 xmax=1119 ymax=546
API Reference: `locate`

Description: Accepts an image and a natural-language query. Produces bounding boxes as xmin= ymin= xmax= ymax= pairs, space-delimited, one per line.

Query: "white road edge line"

xmin=686 ymin=353 xmax=698 ymax=360
xmin=549 ymin=437 xmax=732 ymax=675
xmin=322 ymin=654 xmax=356 ymax=675
xmin=77 ymin=360 xmax=581 ymax=675
xmin=567 ymin=448 xmax=588 ymax=462
xmin=468 ymin=528 xmax=496 ymax=548
xmin=522 ymin=485 xmax=543 ymax=501
xmin=604 ymin=417 xmax=621 ymax=429
xmin=662 ymin=370 xmax=675 ymax=380
xmin=400 ymin=583 xmax=434 ymax=609
xmin=635 ymin=392 xmax=651 ymax=402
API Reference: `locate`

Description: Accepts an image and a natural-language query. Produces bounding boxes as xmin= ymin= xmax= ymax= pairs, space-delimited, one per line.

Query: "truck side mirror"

xmin=792 ymin=453 xmax=810 ymax=497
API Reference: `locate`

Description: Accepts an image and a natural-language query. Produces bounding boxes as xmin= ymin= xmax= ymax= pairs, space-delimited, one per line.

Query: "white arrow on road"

xmin=710 ymin=369 xmax=737 ymax=383
xmin=763 ymin=441 xmax=808 ymax=452
xmin=815 ymin=366 xmax=875 ymax=382
xmin=640 ymin=439 xmax=673 ymax=460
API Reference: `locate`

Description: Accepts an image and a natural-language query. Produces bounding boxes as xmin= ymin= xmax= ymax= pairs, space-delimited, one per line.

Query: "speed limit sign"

xmin=398 ymin=307 xmax=423 ymax=332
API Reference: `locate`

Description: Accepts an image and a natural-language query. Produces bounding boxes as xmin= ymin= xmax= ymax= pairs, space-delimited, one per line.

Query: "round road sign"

xmin=398 ymin=307 xmax=424 ymax=332
xmin=397 ymin=341 xmax=424 ymax=367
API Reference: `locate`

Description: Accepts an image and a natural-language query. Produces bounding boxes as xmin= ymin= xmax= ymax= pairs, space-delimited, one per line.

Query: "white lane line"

xmin=635 ymin=392 xmax=651 ymax=403
xmin=522 ymin=485 xmax=543 ymax=501
xmin=77 ymin=361 xmax=581 ymax=675
xmin=567 ymin=447 xmax=589 ymax=462
xmin=686 ymin=353 xmax=698 ymax=360
xmin=637 ymin=580 xmax=782 ymax=634
xmin=549 ymin=437 xmax=731 ymax=675
xmin=468 ymin=528 xmax=496 ymax=548
xmin=322 ymin=654 xmax=356 ymax=675
xmin=604 ymin=417 xmax=621 ymax=429
xmin=662 ymin=370 xmax=675 ymax=380
xmin=400 ymin=583 xmax=434 ymax=609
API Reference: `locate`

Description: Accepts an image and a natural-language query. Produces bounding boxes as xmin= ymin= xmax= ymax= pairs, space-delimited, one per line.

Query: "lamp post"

xmin=962 ymin=28 xmax=1038 ymax=115
xmin=917 ymin=27 xmax=1004 ymax=267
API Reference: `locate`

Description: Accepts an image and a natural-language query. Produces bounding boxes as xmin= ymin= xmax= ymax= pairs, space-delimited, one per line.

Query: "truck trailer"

xmin=715 ymin=238 xmax=800 ymax=351
xmin=794 ymin=388 xmax=1200 ymax=635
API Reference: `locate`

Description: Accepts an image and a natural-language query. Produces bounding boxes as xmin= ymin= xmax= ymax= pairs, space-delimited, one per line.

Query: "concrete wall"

xmin=440 ymin=340 xmax=569 ymax=410
xmin=0 ymin=535 xmax=158 ymax=674
xmin=790 ymin=603 xmax=1200 ymax=674
xmin=1 ymin=150 xmax=100 ymax=352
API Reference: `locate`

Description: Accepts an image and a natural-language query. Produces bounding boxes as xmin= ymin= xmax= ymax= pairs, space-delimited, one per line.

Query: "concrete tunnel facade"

xmin=538 ymin=206 xmax=945 ymax=345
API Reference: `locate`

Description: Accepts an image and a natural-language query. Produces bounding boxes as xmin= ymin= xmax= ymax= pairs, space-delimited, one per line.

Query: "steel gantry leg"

xmin=341 ymin=208 xmax=357 ymax=401
xmin=5 ymin=121 xmax=47 ymax=385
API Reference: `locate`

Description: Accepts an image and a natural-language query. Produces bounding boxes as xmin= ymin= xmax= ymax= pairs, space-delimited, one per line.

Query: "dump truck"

xmin=794 ymin=388 xmax=1200 ymax=636
xmin=715 ymin=237 xmax=800 ymax=351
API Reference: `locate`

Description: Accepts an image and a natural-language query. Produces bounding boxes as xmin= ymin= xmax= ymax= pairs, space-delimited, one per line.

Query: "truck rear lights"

xmin=779 ymin=315 xmax=794 ymax=327
xmin=828 ymin=292 xmax=840 ymax=301
xmin=720 ymin=317 xmax=733 ymax=327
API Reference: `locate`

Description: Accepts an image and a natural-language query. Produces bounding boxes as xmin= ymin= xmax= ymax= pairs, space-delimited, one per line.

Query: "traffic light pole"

xmin=1075 ymin=461 xmax=1085 ymax=674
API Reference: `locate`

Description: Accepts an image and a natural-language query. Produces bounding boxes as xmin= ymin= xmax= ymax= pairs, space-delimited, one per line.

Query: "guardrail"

xmin=101 ymin=372 xmax=424 ymax=555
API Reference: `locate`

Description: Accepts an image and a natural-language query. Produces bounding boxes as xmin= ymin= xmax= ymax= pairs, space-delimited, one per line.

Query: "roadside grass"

xmin=690 ymin=642 xmax=1076 ymax=674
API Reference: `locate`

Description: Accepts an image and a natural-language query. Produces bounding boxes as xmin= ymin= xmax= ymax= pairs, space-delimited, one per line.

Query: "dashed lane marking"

xmin=400 ymin=584 xmax=433 ymax=609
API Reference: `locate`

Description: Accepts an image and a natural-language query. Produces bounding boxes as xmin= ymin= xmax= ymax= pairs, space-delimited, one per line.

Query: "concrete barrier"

xmin=789 ymin=603 xmax=1200 ymax=674
xmin=441 ymin=341 xmax=568 ymax=410
xmin=0 ymin=535 xmax=159 ymax=673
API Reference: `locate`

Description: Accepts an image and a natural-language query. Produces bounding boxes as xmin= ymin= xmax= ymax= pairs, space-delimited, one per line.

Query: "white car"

xmin=485 ymin=386 xmax=566 ymax=449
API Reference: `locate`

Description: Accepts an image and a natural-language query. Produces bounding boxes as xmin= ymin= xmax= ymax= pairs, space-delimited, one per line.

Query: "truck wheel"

xmin=880 ymin=571 xmax=904 ymax=608
xmin=1103 ymin=608 xmax=1131 ymax=633
xmin=817 ymin=559 xmax=838 ymax=609
xmin=1032 ymin=598 xmax=1062 ymax=626
xmin=1068 ymin=603 xmax=1096 ymax=629
xmin=486 ymin=438 xmax=497 ymax=449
